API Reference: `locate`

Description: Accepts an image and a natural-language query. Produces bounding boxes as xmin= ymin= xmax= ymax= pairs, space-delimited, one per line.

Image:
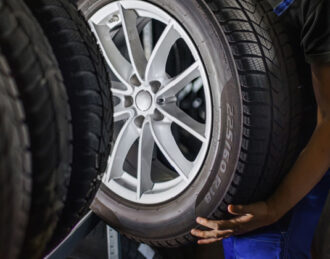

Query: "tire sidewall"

xmin=80 ymin=0 xmax=243 ymax=240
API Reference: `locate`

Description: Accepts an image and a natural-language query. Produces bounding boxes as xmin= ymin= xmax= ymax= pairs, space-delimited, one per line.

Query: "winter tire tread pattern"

xmin=205 ymin=0 xmax=302 ymax=218
xmin=26 ymin=0 xmax=113 ymax=247
xmin=0 ymin=54 xmax=31 ymax=259
xmin=0 ymin=0 xmax=72 ymax=258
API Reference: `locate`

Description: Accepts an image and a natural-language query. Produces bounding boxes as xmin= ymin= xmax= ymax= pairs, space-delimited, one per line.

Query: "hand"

xmin=191 ymin=201 xmax=277 ymax=245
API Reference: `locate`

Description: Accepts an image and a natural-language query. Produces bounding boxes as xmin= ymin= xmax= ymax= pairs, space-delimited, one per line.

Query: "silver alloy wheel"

xmin=89 ymin=0 xmax=213 ymax=204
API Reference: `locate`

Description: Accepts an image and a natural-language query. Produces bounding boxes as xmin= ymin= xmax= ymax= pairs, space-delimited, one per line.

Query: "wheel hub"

xmin=135 ymin=90 xmax=153 ymax=112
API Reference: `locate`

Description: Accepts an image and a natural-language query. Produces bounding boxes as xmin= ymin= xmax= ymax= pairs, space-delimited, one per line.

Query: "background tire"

xmin=0 ymin=0 xmax=72 ymax=257
xmin=25 ymin=0 xmax=113 ymax=247
xmin=0 ymin=54 xmax=31 ymax=259
xmin=79 ymin=0 xmax=303 ymax=247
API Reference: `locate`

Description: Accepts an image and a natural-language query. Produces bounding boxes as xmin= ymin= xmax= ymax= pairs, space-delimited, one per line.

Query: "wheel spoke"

xmin=112 ymin=81 xmax=133 ymax=122
xmin=137 ymin=120 xmax=154 ymax=199
xmin=150 ymin=121 xmax=193 ymax=181
xmin=91 ymin=22 xmax=133 ymax=89
xmin=112 ymin=17 xmax=151 ymax=47
xmin=112 ymin=81 xmax=132 ymax=96
xmin=114 ymin=104 xmax=133 ymax=122
xmin=158 ymin=103 xmax=206 ymax=142
xmin=118 ymin=4 xmax=148 ymax=81
xmin=106 ymin=119 xmax=139 ymax=181
xmin=145 ymin=22 xmax=181 ymax=82
xmin=157 ymin=62 xmax=200 ymax=98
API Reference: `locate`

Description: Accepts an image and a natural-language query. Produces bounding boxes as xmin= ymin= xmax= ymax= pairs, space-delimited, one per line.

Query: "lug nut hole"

xmin=150 ymin=80 xmax=161 ymax=93
xmin=134 ymin=116 xmax=145 ymax=128
xmin=157 ymin=98 xmax=165 ymax=105
xmin=130 ymin=74 xmax=141 ymax=86
xmin=153 ymin=109 xmax=164 ymax=121
xmin=124 ymin=96 xmax=134 ymax=107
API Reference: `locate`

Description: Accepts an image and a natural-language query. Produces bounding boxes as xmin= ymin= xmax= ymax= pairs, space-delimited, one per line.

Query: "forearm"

xmin=267 ymin=120 xmax=330 ymax=221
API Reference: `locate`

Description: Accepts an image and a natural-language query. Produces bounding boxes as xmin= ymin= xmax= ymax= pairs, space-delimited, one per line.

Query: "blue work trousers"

xmin=223 ymin=171 xmax=330 ymax=259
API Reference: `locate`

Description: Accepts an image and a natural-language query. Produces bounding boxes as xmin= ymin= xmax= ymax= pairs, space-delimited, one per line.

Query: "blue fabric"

xmin=274 ymin=0 xmax=295 ymax=15
xmin=223 ymin=233 xmax=283 ymax=259
xmin=223 ymin=170 xmax=330 ymax=259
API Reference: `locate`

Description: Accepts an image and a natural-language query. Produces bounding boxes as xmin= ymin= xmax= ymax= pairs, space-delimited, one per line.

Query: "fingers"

xmin=193 ymin=202 xmax=266 ymax=244
xmin=195 ymin=217 xmax=238 ymax=232
xmin=228 ymin=204 xmax=250 ymax=215
xmin=191 ymin=229 xmax=216 ymax=238
xmin=197 ymin=238 xmax=223 ymax=245
xmin=196 ymin=217 xmax=237 ymax=231
xmin=192 ymin=216 xmax=246 ymax=245
xmin=191 ymin=228 xmax=234 ymax=245
xmin=196 ymin=217 xmax=219 ymax=230
xmin=191 ymin=229 xmax=233 ymax=239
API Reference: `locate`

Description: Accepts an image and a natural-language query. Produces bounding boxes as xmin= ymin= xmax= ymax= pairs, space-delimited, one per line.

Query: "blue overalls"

xmin=223 ymin=170 xmax=330 ymax=259
xmin=272 ymin=0 xmax=296 ymax=15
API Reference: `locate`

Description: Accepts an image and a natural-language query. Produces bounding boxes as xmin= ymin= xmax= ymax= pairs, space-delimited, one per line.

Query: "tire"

xmin=0 ymin=0 xmax=72 ymax=257
xmin=79 ymin=0 xmax=302 ymax=247
xmin=25 ymin=0 xmax=113 ymax=246
xmin=208 ymin=0 xmax=303 ymax=206
xmin=0 ymin=54 xmax=31 ymax=259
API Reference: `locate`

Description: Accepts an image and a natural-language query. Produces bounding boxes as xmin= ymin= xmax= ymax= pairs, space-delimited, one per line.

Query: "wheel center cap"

xmin=135 ymin=90 xmax=153 ymax=111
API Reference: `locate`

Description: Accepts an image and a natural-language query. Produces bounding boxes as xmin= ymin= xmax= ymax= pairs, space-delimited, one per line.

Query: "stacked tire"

xmin=0 ymin=53 xmax=31 ymax=259
xmin=0 ymin=0 xmax=113 ymax=258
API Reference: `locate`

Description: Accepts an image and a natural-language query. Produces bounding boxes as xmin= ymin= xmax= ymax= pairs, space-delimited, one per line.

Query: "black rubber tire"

xmin=79 ymin=0 xmax=303 ymax=247
xmin=208 ymin=0 xmax=303 ymax=209
xmin=25 ymin=0 xmax=113 ymax=247
xmin=0 ymin=0 xmax=72 ymax=258
xmin=0 ymin=54 xmax=31 ymax=259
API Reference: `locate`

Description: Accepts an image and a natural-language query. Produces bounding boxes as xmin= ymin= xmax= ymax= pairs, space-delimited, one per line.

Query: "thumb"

xmin=228 ymin=204 xmax=250 ymax=215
